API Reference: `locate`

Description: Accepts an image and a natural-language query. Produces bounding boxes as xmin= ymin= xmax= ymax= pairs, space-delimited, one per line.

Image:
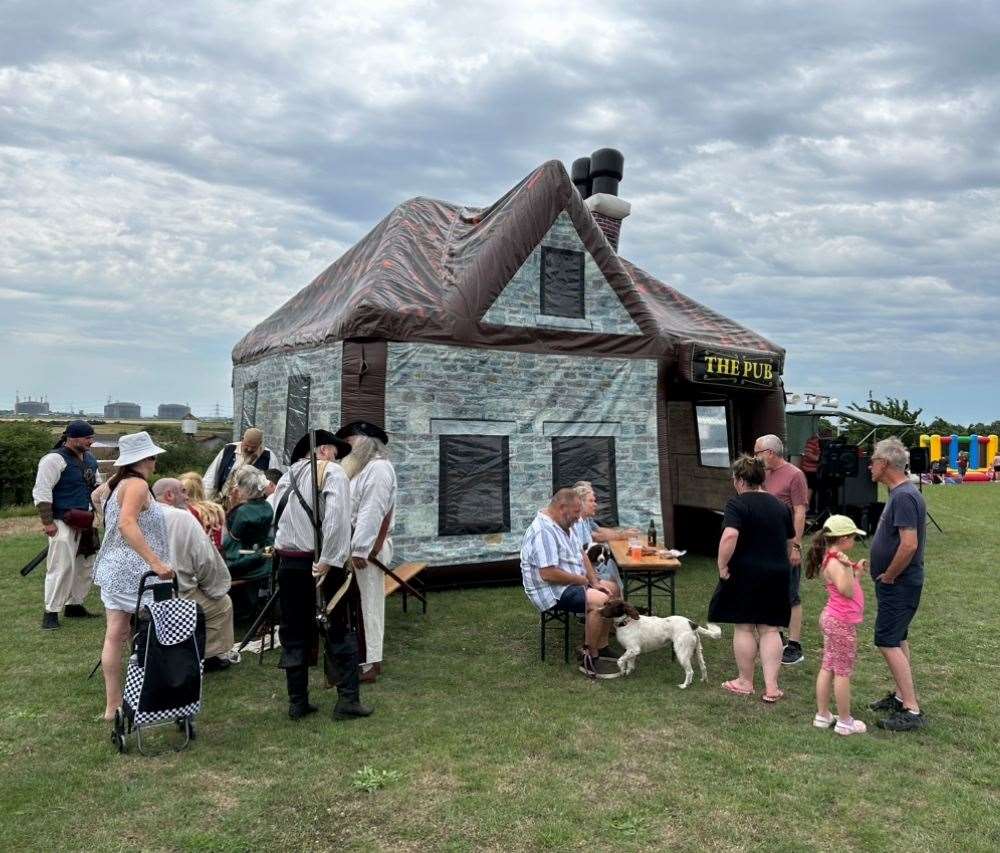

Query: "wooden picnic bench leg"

xmin=646 ymin=572 xmax=653 ymax=616
xmin=420 ymin=579 xmax=427 ymax=614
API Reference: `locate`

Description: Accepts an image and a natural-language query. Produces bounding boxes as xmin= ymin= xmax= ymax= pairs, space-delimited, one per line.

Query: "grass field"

xmin=1 ymin=488 xmax=998 ymax=852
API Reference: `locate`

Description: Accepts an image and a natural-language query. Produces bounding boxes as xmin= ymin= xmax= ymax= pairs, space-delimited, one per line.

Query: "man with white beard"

xmin=337 ymin=421 xmax=397 ymax=683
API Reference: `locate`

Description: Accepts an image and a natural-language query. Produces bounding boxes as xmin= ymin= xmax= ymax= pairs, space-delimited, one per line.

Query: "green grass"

xmin=1 ymin=486 xmax=999 ymax=851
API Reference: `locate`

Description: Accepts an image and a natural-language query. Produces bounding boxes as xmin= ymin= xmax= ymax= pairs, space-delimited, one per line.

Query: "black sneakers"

xmin=868 ymin=691 xmax=905 ymax=713
xmin=781 ymin=642 xmax=804 ymax=666
xmin=41 ymin=611 xmax=60 ymax=630
xmin=877 ymin=709 xmax=927 ymax=731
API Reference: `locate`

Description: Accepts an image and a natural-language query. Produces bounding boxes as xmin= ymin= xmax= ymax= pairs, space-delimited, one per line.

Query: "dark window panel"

xmin=551 ymin=436 xmax=619 ymax=526
xmin=438 ymin=435 xmax=511 ymax=536
xmin=283 ymin=376 xmax=311 ymax=464
xmin=540 ymin=246 xmax=585 ymax=319
xmin=240 ymin=382 xmax=258 ymax=434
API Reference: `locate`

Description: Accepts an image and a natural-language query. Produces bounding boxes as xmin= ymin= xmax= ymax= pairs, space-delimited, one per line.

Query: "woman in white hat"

xmin=93 ymin=432 xmax=174 ymax=721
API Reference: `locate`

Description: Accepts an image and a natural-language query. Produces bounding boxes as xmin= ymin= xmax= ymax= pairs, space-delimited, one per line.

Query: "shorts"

xmin=789 ymin=564 xmax=802 ymax=607
xmin=554 ymin=584 xmax=586 ymax=614
xmin=100 ymin=585 xmax=140 ymax=614
xmin=874 ymin=582 xmax=922 ymax=647
xmin=819 ymin=609 xmax=859 ymax=677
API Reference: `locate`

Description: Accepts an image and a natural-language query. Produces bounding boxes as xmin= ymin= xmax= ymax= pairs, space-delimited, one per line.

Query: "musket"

xmin=308 ymin=429 xmax=328 ymax=631
xmin=20 ymin=546 xmax=49 ymax=577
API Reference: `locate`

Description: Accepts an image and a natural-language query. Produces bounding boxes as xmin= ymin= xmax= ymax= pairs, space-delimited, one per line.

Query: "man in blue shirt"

xmin=867 ymin=437 xmax=927 ymax=731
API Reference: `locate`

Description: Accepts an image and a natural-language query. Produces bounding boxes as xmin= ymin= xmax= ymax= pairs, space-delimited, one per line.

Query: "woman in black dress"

xmin=709 ymin=455 xmax=794 ymax=702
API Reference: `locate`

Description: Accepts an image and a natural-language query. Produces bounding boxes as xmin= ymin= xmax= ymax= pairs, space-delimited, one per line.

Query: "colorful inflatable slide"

xmin=920 ymin=433 xmax=999 ymax=482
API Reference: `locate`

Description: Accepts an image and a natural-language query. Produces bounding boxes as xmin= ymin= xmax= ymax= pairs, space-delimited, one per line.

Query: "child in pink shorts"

xmin=806 ymin=515 xmax=868 ymax=735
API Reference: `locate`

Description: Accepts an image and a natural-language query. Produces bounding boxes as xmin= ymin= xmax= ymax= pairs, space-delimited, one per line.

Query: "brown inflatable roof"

xmin=232 ymin=160 xmax=783 ymax=366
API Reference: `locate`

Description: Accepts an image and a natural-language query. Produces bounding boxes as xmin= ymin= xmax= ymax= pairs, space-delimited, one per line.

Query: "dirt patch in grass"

xmin=0 ymin=517 xmax=38 ymax=538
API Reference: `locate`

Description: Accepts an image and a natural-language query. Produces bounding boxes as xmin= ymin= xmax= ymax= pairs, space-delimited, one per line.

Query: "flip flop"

xmin=722 ymin=679 xmax=754 ymax=696
xmin=762 ymin=690 xmax=785 ymax=704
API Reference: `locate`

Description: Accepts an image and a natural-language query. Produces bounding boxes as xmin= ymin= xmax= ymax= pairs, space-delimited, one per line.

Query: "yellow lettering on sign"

xmin=764 ymin=364 xmax=773 ymax=380
xmin=705 ymin=356 xmax=716 ymax=373
xmin=743 ymin=361 xmax=753 ymax=378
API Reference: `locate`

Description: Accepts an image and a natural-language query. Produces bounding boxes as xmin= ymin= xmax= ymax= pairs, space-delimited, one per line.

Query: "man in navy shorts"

xmin=521 ymin=488 xmax=620 ymax=679
xmin=867 ymin=437 xmax=927 ymax=731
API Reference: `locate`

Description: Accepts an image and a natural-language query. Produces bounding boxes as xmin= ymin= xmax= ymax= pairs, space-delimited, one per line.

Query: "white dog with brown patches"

xmin=599 ymin=599 xmax=722 ymax=688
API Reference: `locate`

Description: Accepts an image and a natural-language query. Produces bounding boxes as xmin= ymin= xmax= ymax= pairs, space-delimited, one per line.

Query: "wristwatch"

xmin=792 ymin=543 xmax=802 ymax=551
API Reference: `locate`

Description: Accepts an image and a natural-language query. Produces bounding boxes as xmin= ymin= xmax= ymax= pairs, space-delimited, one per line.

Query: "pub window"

xmin=239 ymin=382 xmax=258 ymax=434
xmin=551 ymin=436 xmax=619 ymax=526
xmin=282 ymin=376 xmax=311 ymax=464
xmin=540 ymin=246 xmax=585 ymax=319
xmin=438 ymin=435 xmax=511 ymax=536
xmin=695 ymin=404 xmax=732 ymax=468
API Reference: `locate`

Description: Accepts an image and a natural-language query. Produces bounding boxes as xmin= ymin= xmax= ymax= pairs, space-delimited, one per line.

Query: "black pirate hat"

xmin=289 ymin=429 xmax=352 ymax=464
xmin=335 ymin=420 xmax=389 ymax=446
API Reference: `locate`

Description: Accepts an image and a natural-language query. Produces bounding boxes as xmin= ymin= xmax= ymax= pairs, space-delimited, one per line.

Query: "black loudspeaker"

xmin=820 ymin=442 xmax=860 ymax=478
xmin=908 ymin=446 xmax=930 ymax=475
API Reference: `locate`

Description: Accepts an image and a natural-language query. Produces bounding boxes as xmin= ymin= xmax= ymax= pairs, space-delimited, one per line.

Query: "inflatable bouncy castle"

xmin=920 ymin=433 xmax=999 ymax=482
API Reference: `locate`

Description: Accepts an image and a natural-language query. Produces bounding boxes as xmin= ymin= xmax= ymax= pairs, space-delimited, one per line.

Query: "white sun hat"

xmin=114 ymin=431 xmax=167 ymax=467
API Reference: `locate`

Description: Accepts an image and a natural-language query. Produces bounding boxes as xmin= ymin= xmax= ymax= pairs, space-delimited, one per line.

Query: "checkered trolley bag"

xmin=112 ymin=572 xmax=205 ymax=755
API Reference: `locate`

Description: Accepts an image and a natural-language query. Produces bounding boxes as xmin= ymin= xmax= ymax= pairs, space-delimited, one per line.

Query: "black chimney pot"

xmin=571 ymin=157 xmax=592 ymax=199
xmin=588 ymin=148 xmax=624 ymax=196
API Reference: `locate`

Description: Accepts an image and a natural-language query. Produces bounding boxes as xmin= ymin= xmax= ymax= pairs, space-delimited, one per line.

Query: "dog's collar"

xmin=614 ymin=616 xmax=631 ymax=628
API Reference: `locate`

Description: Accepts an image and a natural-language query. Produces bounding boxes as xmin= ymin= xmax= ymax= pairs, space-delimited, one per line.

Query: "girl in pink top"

xmin=806 ymin=515 xmax=868 ymax=735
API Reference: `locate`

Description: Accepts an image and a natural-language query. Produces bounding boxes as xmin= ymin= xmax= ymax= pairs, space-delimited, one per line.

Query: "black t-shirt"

xmin=723 ymin=491 xmax=794 ymax=575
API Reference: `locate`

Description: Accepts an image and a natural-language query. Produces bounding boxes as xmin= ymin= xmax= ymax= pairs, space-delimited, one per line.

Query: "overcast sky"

xmin=2 ymin=1 xmax=998 ymax=424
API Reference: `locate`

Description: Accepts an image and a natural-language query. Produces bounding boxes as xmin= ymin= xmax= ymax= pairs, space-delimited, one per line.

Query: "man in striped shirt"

xmin=521 ymin=488 xmax=620 ymax=678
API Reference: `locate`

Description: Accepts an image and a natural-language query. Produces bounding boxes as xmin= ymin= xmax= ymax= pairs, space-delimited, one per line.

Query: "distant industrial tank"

xmin=104 ymin=401 xmax=141 ymax=419
xmin=157 ymin=403 xmax=191 ymax=419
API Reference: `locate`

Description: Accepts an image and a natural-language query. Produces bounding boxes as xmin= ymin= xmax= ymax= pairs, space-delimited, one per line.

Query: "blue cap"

xmin=66 ymin=420 xmax=94 ymax=438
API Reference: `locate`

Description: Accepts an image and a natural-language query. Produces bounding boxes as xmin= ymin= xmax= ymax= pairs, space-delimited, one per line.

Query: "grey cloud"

xmin=1 ymin=0 xmax=998 ymax=422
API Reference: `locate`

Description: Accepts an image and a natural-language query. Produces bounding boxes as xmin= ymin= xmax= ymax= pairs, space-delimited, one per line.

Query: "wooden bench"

xmin=383 ymin=562 xmax=428 ymax=613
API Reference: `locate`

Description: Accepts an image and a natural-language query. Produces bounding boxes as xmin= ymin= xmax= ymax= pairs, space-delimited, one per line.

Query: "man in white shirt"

xmin=32 ymin=420 xmax=102 ymax=629
xmin=521 ymin=488 xmax=620 ymax=679
xmin=272 ymin=429 xmax=371 ymax=720
xmin=152 ymin=478 xmax=235 ymax=671
xmin=203 ymin=427 xmax=281 ymax=503
xmin=337 ymin=421 xmax=397 ymax=683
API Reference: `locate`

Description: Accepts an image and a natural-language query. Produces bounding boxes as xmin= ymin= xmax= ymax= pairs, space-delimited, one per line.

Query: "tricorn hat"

xmin=335 ymin=420 xmax=389 ymax=446
xmin=289 ymin=429 xmax=352 ymax=465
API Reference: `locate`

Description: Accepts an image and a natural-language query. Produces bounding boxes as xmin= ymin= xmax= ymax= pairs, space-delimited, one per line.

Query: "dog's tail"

xmin=695 ymin=622 xmax=722 ymax=640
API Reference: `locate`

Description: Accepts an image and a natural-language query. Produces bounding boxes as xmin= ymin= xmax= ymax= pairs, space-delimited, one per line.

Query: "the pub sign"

xmin=691 ymin=347 xmax=781 ymax=390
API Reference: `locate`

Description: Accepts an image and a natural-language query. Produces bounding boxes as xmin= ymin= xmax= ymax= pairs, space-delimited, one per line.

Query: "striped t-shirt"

xmin=520 ymin=511 xmax=586 ymax=611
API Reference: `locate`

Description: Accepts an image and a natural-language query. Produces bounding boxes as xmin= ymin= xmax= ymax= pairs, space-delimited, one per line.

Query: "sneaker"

xmin=834 ymin=717 xmax=867 ymax=736
xmin=876 ymin=709 xmax=927 ymax=732
xmin=868 ymin=691 xmax=904 ymax=713
xmin=812 ymin=712 xmax=838 ymax=729
xmin=578 ymin=654 xmax=621 ymax=679
xmin=41 ymin=611 xmax=60 ymax=630
xmin=597 ymin=646 xmax=622 ymax=661
xmin=781 ymin=643 xmax=804 ymax=666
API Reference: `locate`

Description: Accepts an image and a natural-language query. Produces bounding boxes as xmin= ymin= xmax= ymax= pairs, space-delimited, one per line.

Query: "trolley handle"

xmin=135 ymin=571 xmax=178 ymax=612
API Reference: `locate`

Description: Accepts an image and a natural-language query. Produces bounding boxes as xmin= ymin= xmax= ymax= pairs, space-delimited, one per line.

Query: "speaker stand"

xmin=916 ymin=478 xmax=944 ymax=534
